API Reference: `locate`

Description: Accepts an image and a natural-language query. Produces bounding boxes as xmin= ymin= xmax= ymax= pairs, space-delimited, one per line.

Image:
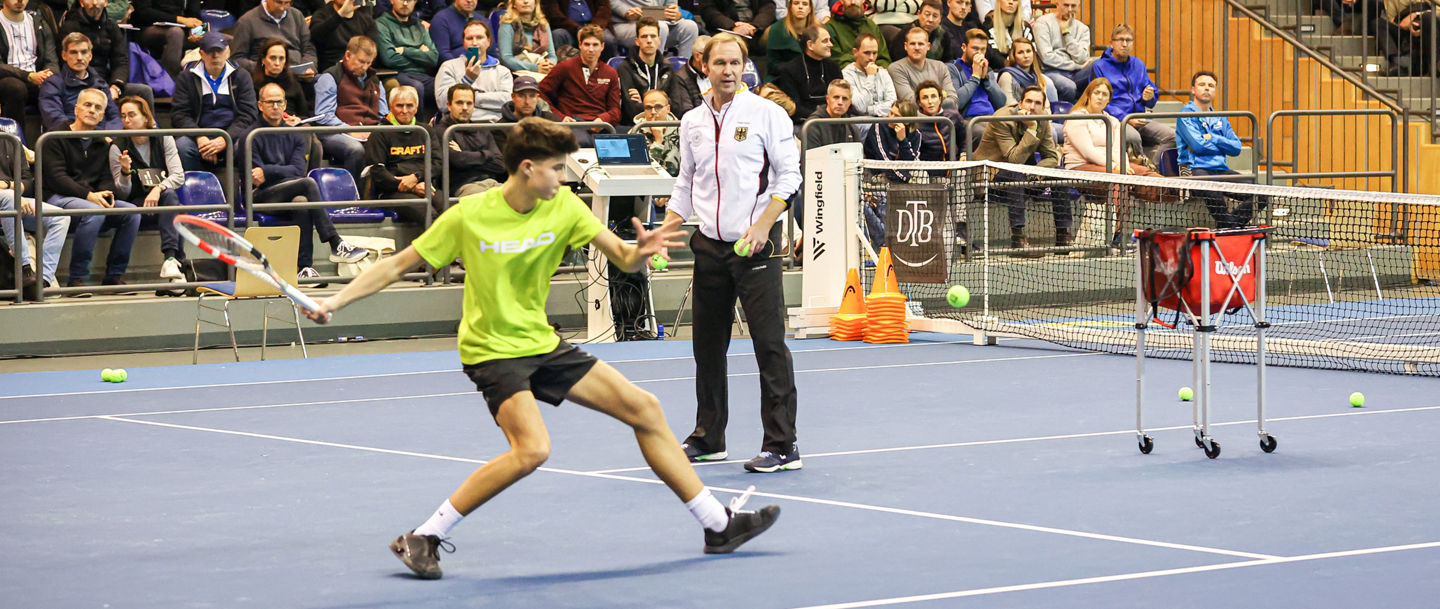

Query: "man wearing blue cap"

xmin=172 ymin=31 xmax=259 ymax=173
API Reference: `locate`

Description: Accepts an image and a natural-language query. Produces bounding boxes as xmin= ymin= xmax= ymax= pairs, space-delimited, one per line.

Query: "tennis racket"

xmin=172 ymin=215 xmax=322 ymax=313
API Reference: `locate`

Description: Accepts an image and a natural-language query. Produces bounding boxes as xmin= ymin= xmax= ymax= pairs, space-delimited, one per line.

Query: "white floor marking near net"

xmin=93 ymin=415 xmax=1277 ymax=560
xmin=787 ymin=541 xmax=1440 ymax=609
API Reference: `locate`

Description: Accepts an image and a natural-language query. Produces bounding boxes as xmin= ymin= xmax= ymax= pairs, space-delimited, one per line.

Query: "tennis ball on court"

xmin=1350 ymin=392 xmax=1365 ymax=408
xmin=113 ymin=369 xmax=127 ymax=383
xmin=651 ymin=254 xmax=668 ymax=271
xmin=946 ymin=285 xmax=970 ymax=308
xmin=734 ymin=240 xmax=752 ymax=257
xmin=101 ymin=368 xmax=115 ymax=382
xmin=1179 ymin=386 xmax=1194 ymax=402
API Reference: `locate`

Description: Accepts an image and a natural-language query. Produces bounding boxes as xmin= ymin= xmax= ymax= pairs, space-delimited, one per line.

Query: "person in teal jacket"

xmin=1178 ymin=70 xmax=1265 ymax=228
xmin=377 ymin=0 xmax=439 ymax=116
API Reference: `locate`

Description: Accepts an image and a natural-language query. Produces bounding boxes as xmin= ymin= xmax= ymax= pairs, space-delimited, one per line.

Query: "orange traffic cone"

xmin=864 ymin=247 xmax=909 ymax=344
xmin=829 ymin=268 xmax=867 ymax=341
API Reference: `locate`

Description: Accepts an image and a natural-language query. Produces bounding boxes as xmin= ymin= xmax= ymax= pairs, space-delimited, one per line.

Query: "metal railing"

xmin=1121 ymin=110 xmax=1262 ymax=181
xmin=964 ymin=113 xmax=1118 ymax=169
xmin=242 ymin=124 xmax=432 ymax=222
xmin=25 ymin=127 xmax=235 ymax=301
xmin=1 ymin=132 xmax=26 ymax=303
xmin=438 ymin=120 xmax=615 ymax=205
xmin=1265 ymin=108 xmax=1400 ymax=186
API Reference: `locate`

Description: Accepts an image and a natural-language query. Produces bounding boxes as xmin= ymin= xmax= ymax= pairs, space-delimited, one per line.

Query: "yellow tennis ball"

xmin=651 ymin=254 xmax=668 ymax=271
xmin=113 ymin=369 xmax=127 ymax=383
xmin=1179 ymin=386 xmax=1194 ymax=402
xmin=1350 ymin=392 xmax=1365 ymax=408
xmin=946 ymin=285 xmax=970 ymax=308
xmin=734 ymin=240 xmax=752 ymax=257
xmin=101 ymin=368 xmax=115 ymax=382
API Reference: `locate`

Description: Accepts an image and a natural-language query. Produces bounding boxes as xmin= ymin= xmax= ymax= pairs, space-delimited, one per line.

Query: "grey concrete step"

xmin=1303 ymin=35 xmax=1379 ymax=58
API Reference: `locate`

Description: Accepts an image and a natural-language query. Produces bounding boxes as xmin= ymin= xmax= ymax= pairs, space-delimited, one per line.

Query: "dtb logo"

xmin=894 ymin=200 xmax=935 ymax=247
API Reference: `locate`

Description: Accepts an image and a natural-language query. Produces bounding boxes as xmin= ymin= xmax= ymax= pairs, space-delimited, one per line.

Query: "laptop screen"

xmin=593 ymin=134 xmax=650 ymax=165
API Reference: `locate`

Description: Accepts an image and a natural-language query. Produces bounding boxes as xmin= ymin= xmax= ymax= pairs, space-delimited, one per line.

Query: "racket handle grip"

xmin=284 ymin=284 xmax=323 ymax=313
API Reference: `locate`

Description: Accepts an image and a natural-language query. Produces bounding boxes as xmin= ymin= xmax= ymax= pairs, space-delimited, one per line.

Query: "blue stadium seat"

xmin=200 ymin=9 xmax=235 ymax=32
xmin=667 ymin=56 xmax=687 ymax=73
xmin=309 ymin=168 xmax=391 ymax=223
xmin=741 ymin=71 xmax=760 ymax=89
xmin=1050 ymin=101 xmax=1073 ymax=115
xmin=1158 ymin=148 xmax=1180 ymax=177
xmin=0 ymin=117 xmax=23 ymax=145
xmin=607 ymin=56 xmax=626 ymax=71
xmin=178 ymin=171 xmax=244 ymax=226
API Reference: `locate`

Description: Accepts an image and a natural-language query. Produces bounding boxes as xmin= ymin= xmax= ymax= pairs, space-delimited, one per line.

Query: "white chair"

xmin=192 ymin=226 xmax=310 ymax=363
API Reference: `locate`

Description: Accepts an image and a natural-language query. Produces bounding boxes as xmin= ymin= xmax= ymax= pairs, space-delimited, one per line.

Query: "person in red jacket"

xmin=537 ymin=23 xmax=619 ymax=146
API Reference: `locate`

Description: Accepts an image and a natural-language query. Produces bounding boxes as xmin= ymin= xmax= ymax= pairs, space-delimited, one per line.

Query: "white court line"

xmin=788 ymin=540 xmax=1440 ymax=609
xmin=585 ymin=404 xmax=1440 ymax=474
xmin=0 ymin=392 xmax=475 ymax=425
xmin=98 ymin=415 xmax=1274 ymax=561
xmin=0 ymin=340 xmax=973 ymax=401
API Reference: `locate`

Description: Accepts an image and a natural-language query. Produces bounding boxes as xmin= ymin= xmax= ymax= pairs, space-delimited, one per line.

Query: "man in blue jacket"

xmin=1077 ymin=24 xmax=1174 ymax=167
xmin=39 ymin=32 xmax=121 ymax=131
xmin=1178 ymin=70 xmax=1265 ymax=228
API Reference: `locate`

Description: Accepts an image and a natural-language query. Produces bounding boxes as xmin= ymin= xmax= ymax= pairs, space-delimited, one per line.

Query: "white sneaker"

xmin=298 ymin=266 xmax=328 ymax=288
xmin=329 ymin=241 xmax=367 ymax=264
xmin=159 ymin=257 xmax=185 ymax=282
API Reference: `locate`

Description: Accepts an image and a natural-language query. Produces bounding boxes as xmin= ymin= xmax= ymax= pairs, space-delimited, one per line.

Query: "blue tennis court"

xmin=3 ymin=334 xmax=1438 ymax=608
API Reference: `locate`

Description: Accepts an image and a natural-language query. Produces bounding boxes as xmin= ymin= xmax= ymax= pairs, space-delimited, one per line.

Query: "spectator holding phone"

xmin=434 ymin=19 xmax=514 ymax=122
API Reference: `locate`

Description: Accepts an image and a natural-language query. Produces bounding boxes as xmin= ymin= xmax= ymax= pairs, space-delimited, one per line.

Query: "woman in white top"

xmin=1062 ymin=77 xmax=1161 ymax=245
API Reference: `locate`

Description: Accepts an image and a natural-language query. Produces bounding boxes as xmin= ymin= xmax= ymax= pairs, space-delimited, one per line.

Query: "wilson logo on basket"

xmin=477 ymin=232 xmax=557 ymax=254
xmin=1215 ymin=260 xmax=1252 ymax=276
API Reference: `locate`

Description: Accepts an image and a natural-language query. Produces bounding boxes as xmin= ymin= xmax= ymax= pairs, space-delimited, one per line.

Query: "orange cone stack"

xmin=864 ymin=248 xmax=909 ymax=344
xmin=828 ymin=268 xmax=867 ymax=341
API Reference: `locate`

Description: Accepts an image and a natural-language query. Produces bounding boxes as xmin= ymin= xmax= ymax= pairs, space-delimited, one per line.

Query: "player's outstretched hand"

xmin=632 ymin=217 xmax=687 ymax=261
xmin=304 ymin=297 xmax=336 ymax=324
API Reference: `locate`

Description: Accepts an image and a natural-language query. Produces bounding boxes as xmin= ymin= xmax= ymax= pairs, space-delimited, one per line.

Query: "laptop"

xmin=593 ymin=134 xmax=663 ymax=176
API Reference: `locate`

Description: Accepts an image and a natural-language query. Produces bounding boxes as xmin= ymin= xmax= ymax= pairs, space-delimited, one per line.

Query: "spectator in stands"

xmin=634 ymin=89 xmax=679 ymax=174
xmin=314 ymin=35 xmax=387 ymax=183
xmin=940 ymin=0 xmax=981 ymax=61
xmin=888 ymin=0 xmax=947 ymax=62
xmin=980 ymin=0 xmax=1029 ymax=70
xmin=996 ymin=38 xmax=1055 ymax=106
xmin=252 ymin=38 xmax=312 ymax=119
xmin=435 ymin=19 xmax=513 ymax=122
xmin=1077 ymin=24 xmax=1174 ymax=167
xmin=373 ymin=0 xmax=448 ymax=22
xmin=843 ymin=32 xmax=896 ymax=118
xmin=539 ymin=0 xmax=602 ymax=49
xmin=974 ymin=0 xmax=1029 ymax=21
xmin=913 ymin=79 xmax=960 ymax=160
xmin=767 ymin=0 xmax=817 ymax=68
xmin=61 ymin=0 xmax=154 ymax=112
xmin=365 ymin=85 xmax=444 ymax=222
xmin=250 ymin=82 xmax=368 ymax=278
xmin=431 ymin=0 xmax=482 ymax=62
xmin=498 ymin=75 xmax=558 ymax=149
xmin=700 ymin=0 xmax=775 ymax=53
xmin=1031 ymin=0 xmax=1088 ymax=102
xmin=173 ymin=32 xmax=259 ymax=173
xmin=538 ymin=24 xmax=621 ymax=137
xmin=775 ymin=0 xmax=830 ymax=22
xmin=1382 ymin=0 xmax=1438 ymax=76
xmin=1324 ymin=0 xmax=1382 ymax=35
xmin=889 ymin=26 xmax=954 ymax=104
xmin=110 ymin=95 xmax=187 ymax=285
xmin=612 ymin=0 xmax=698 ymax=57
xmin=232 ymin=0 xmax=320 ymax=76
xmin=955 ymin=27 xmax=1007 ymax=148
xmin=1064 ymin=77 xmax=1161 ymax=246
xmin=668 ymin=34 xmax=708 ymax=116
xmin=617 ymin=18 xmax=674 ymax=128
xmin=498 ymin=0 xmax=558 ymax=76
xmin=44 ymin=88 xmax=140 ymax=289
xmin=310 ymin=0 xmax=378 ymax=72
xmin=131 ymin=0 xmax=202 ymax=78
xmin=431 ymin=85 xmax=505 ymax=197
xmin=1179 ymin=70 xmax=1265 ymax=228
xmin=0 ymin=0 xmax=59 ymax=133
xmin=827 ymin=0 xmax=889 ymax=67
xmin=803 ymin=78 xmax=861 ymax=149
xmin=860 ymin=99 xmax=921 ymax=248
xmin=378 ymin=0 xmax=440 ymax=117
xmin=40 ymin=33 xmax=122 ymax=131
xmin=973 ymin=85 xmax=1066 ymax=253
xmin=774 ymin=25 xmax=842 ymax=124
xmin=0 ymin=107 xmax=67 ymax=297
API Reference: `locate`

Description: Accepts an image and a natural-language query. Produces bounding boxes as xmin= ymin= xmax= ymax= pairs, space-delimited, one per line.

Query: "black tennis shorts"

xmin=462 ymin=342 xmax=599 ymax=418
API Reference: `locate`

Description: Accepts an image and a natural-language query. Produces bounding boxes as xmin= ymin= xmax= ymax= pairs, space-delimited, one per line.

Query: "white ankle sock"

xmin=413 ymin=499 xmax=464 ymax=539
xmin=686 ymin=489 xmax=729 ymax=533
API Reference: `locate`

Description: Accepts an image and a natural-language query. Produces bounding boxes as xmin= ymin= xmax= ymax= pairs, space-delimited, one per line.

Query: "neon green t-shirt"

xmin=412 ymin=186 xmax=605 ymax=365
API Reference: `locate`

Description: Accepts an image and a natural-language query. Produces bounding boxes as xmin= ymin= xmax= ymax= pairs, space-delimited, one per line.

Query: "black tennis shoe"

xmin=744 ymin=446 xmax=803 ymax=472
xmin=389 ymin=530 xmax=454 ymax=579
xmin=682 ymin=442 xmax=728 ymax=462
xmin=704 ymin=486 xmax=781 ymax=554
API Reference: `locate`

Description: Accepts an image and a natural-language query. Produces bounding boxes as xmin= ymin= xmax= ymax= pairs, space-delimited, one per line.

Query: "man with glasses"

xmin=232 ymin=0 xmax=320 ymax=77
xmin=1076 ymin=23 xmax=1175 ymax=167
xmin=250 ymin=82 xmax=367 ymax=279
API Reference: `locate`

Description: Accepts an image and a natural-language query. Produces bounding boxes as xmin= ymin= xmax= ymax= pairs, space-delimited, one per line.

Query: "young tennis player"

xmin=304 ymin=117 xmax=780 ymax=579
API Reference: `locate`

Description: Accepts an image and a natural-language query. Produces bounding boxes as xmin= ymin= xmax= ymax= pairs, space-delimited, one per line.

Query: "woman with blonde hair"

xmin=981 ymin=0 xmax=1032 ymax=69
xmin=498 ymin=0 xmax=559 ymax=75
xmin=766 ymin=0 xmax=819 ymax=69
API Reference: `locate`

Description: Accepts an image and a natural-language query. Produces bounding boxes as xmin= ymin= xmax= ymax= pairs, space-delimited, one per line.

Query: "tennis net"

xmin=852 ymin=159 xmax=1440 ymax=375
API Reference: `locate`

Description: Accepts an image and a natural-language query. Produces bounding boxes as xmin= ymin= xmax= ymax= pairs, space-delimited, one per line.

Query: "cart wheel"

xmin=1138 ymin=435 xmax=1154 ymax=454
xmin=1194 ymin=435 xmax=1205 ymax=449
xmin=1203 ymin=439 xmax=1222 ymax=459
xmin=1260 ymin=435 xmax=1278 ymax=453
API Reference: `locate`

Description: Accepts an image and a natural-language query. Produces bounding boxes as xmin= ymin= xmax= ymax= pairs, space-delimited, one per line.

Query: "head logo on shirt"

xmin=477 ymin=232 xmax=557 ymax=254
xmin=734 ymin=127 xmax=748 ymax=142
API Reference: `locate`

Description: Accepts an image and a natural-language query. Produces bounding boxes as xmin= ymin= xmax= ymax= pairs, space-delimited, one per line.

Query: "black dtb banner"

xmin=885 ymin=183 xmax=949 ymax=284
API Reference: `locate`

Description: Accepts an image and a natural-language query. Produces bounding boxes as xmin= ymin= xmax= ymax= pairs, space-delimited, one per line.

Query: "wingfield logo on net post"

xmin=809 ymin=170 xmax=826 ymax=260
